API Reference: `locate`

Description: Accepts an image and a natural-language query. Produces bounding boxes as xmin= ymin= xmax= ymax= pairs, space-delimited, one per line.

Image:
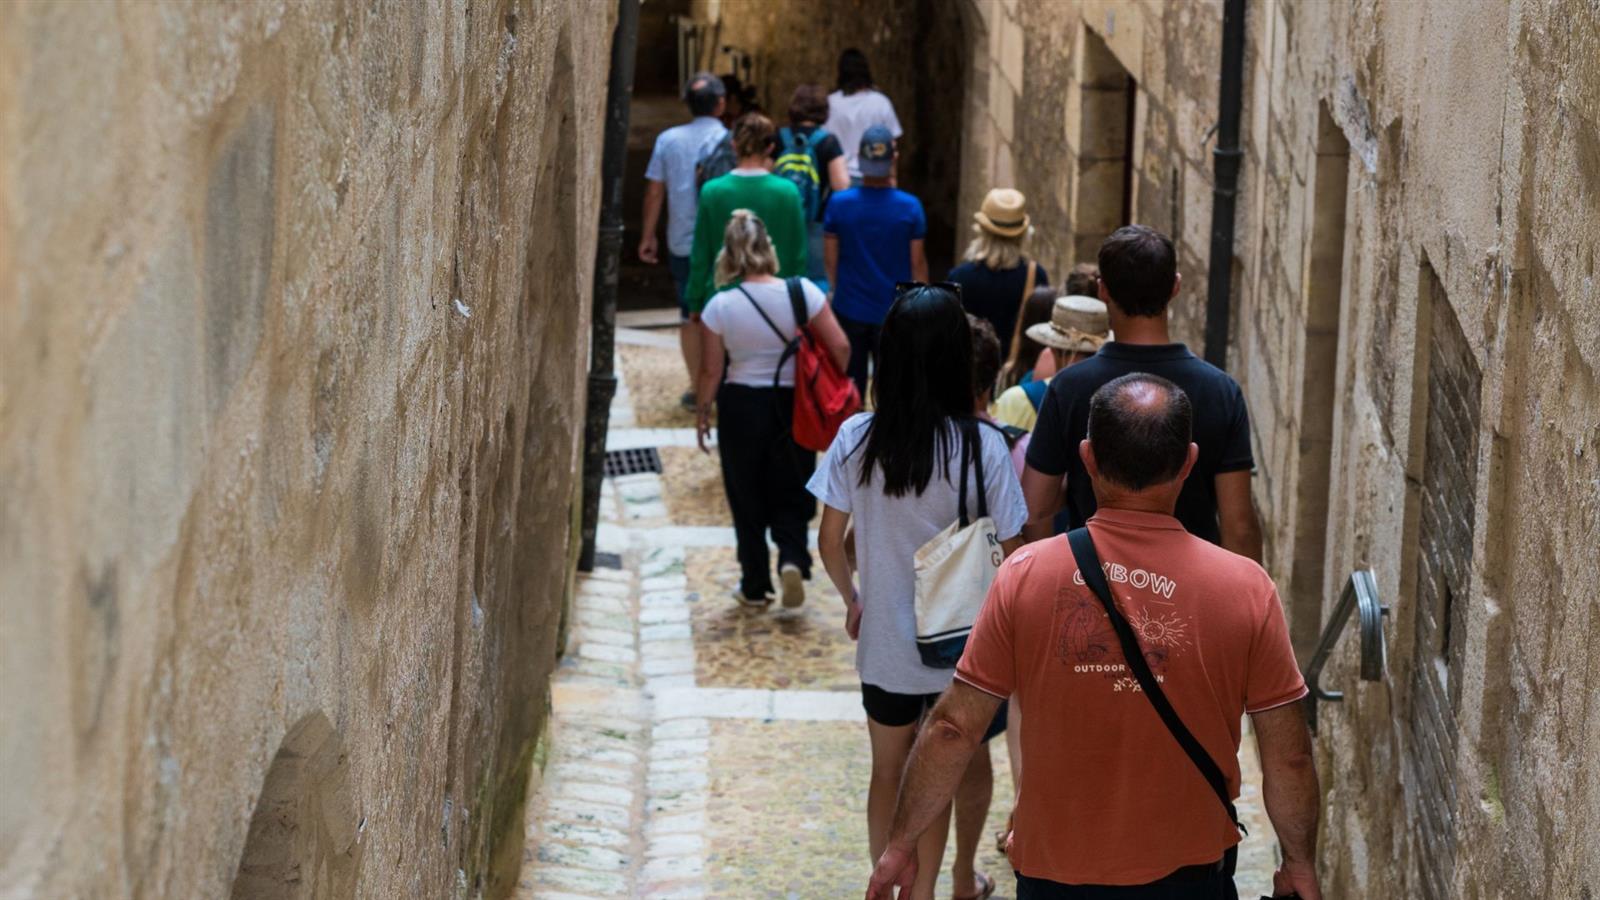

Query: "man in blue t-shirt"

xmin=823 ymin=125 xmax=928 ymax=397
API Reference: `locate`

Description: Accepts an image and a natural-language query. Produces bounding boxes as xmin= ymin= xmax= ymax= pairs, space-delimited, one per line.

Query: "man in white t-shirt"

xmin=824 ymin=48 xmax=903 ymax=181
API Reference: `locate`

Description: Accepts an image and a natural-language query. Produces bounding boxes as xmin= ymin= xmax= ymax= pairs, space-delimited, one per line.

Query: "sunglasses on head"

xmin=894 ymin=281 xmax=963 ymax=299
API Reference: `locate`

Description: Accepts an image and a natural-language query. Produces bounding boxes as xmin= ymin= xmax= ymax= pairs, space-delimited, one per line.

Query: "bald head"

xmin=1086 ymin=373 xmax=1193 ymax=490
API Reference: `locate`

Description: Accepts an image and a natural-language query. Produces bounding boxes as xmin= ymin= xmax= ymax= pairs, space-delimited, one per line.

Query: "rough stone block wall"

xmin=0 ymin=1 xmax=611 ymax=896
xmin=959 ymin=0 xmax=1600 ymax=895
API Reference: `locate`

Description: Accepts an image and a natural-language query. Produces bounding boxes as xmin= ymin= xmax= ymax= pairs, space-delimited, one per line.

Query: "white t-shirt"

xmin=807 ymin=413 xmax=1028 ymax=694
xmin=700 ymin=277 xmax=828 ymax=387
xmin=824 ymin=89 xmax=904 ymax=177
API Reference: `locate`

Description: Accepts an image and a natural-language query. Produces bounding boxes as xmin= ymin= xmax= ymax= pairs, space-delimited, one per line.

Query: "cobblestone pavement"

xmin=515 ymin=336 xmax=1283 ymax=898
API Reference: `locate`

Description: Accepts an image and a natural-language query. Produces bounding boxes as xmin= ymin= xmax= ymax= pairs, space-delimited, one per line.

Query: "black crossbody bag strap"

xmin=1066 ymin=527 xmax=1245 ymax=837
xmin=735 ymin=284 xmax=798 ymax=395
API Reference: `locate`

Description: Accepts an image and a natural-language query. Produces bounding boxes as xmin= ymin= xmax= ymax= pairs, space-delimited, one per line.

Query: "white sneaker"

xmin=779 ymin=564 xmax=805 ymax=609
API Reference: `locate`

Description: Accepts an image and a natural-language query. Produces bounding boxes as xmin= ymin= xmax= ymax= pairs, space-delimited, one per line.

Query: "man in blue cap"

xmin=823 ymin=125 xmax=928 ymax=397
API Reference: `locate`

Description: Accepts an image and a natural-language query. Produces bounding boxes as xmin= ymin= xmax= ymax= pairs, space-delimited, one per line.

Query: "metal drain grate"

xmin=591 ymin=551 xmax=623 ymax=570
xmin=604 ymin=446 xmax=662 ymax=477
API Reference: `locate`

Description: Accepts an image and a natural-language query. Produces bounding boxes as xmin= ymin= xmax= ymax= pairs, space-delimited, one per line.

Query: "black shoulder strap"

xmin=1066 ymin=527 xmax=1244 ymax=835
xmin=738 ymin=283 xmax=805 ymax=393
xmin=785 ymin=277 xmax=811 ymax=332
xmin=955 ymin=418 xmax=988 ymax=528
xmin=734 ymin=284 xmax=789 ymax=345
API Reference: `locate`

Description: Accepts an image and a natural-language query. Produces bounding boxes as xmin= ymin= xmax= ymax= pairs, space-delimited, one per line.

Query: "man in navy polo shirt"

xmin=1021 ymin=225 xmax=1264 ymax=561
xmin=823 ymin=125 xmax=928 ymax=397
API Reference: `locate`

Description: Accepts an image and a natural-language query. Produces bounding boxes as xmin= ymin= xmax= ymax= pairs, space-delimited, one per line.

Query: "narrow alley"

xmin=4 ymin=1 xmax=1598 ymax=899
xmin=514 ymin=314 xmax=1281 ymax=898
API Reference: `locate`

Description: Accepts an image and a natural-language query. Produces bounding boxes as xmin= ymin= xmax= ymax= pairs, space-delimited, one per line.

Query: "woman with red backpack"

xmin=695 ymin=210 xmax=852 ymax=609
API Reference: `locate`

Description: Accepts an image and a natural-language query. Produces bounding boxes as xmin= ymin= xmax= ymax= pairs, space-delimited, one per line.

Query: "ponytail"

xmin=715 ymin=209 xmax=780 ymax=286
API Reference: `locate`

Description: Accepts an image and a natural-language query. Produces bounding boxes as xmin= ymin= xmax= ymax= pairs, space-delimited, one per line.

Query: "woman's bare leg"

xmin=866 ymin=717 xmax=919 ymax=864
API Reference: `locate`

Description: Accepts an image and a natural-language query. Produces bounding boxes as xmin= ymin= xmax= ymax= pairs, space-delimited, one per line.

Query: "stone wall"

xmin=956 ymin=1 xmax=1600 ymax=896
xmin=0 ymin=1 xmax=611 ymax=897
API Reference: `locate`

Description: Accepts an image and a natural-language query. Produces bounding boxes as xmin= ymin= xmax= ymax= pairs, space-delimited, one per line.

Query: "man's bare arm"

xmin=638 ymin=179 xmax=666 ymax=263
xmin=1252 ymin=702 xmax=1322 ymax=900
xmin=1215 ymin=469 xmax=1263 ymax=562
xmin=1020 ymin=465 xmax=1064 ymax=543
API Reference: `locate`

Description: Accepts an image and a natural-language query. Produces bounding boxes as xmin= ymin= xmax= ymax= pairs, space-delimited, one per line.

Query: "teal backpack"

xmin=773 ymin=126 xmax=830 ymax=221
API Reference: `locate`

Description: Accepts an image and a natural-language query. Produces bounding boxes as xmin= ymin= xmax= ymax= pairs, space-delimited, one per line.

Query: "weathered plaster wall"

xmin=0 ymin=1 xmax=610 ymax=897
xmin=957 ymin=1 xmax=1600 ymax=896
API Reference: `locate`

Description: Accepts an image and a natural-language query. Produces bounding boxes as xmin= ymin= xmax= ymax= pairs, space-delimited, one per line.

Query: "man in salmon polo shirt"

xmin=867 ymin=373 xmax=1322 ymax=900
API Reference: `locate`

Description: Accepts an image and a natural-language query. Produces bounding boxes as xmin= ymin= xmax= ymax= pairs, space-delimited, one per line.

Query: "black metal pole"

xmin=1203 ymin=0 xmax=1247 ymax=369
xmin=578 ymin=0 xmax=639 ymax=571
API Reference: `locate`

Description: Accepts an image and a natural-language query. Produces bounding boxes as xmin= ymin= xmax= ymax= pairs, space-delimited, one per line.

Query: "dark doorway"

xmin=619 ymin=0 xmax=695 ymax=313
xmin=1287 ymin=103 xmax=1350 ymax=658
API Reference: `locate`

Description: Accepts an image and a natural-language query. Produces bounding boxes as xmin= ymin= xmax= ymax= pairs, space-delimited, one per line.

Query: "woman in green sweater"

xmin=685 ymin=113 xmax=809 ymax=313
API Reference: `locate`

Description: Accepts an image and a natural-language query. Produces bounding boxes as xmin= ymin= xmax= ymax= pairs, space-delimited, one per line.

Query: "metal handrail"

xmin=1301 ymin=569 xmax=1388 ymax=732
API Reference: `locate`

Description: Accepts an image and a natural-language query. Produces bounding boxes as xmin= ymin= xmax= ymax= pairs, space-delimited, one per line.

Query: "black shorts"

xmin=860 ymin=682 xmax=1008 ymax=742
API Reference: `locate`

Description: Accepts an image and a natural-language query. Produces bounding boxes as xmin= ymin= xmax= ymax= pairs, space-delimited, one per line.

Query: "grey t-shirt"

xmin=808 ymin=414 xmax=1028 ymax=695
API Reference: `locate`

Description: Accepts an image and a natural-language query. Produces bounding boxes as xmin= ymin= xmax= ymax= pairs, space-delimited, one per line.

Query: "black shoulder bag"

xmin=1066 ymin=526 xmax=1245 ymax=879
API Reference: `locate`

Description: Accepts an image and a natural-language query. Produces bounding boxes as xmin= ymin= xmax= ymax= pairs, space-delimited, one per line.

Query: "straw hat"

xmin=973 ymin=188 xmax=1030 ymax=238
xmin=1026 ymin=295 xmax=1111 ymax=354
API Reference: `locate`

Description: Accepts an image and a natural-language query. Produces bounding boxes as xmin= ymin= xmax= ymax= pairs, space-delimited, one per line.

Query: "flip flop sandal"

xmin=953 ymin=871 xmax=996 ymax=900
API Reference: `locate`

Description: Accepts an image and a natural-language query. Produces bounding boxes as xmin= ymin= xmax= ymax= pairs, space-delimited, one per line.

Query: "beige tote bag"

xmin=914 ymin=420 xmax=1005 ymax=668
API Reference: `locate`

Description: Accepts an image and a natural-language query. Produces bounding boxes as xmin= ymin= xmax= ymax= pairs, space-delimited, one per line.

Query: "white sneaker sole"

xmin=779 ymin=565 xmax=805 ymax=609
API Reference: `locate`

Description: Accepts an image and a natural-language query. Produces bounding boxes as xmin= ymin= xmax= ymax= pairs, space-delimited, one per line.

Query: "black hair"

xmin=857 ymin=285 xmax=975 ymax=496
xmin=837 ymin=48 xmax=874 ymax=94
xmin=1086 ymin=373 xmax=1193 ymax=490
xmin=1064 ymin=262 xmax=1099 ymax=298
xmin=1096 ymin=225 xmax=1177 ymax=317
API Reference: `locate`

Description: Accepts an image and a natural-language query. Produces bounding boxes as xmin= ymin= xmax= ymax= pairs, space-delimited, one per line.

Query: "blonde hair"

xmin=715 ymin=209 xmax=780 ymax=285
xmin=962 ymin=223 xmax=1032 ymax=271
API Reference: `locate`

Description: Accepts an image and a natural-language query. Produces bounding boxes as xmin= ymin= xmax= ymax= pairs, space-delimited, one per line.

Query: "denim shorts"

xmin=667 ymin=253 xmax=692 ymax=319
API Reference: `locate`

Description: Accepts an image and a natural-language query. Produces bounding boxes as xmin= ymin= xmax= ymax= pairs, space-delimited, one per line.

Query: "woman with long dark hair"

xmin=809 ymin=284 xmax=1026 ymax=900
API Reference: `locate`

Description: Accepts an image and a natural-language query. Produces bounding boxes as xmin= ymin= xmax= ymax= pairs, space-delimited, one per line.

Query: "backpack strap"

xmin=1066 ymin=527 xmax=1245 ymax=836
xmin=978 ymin=417 xmax=1026 ymax=450
xmin=785 ymin=277 xmax=811 ymax=332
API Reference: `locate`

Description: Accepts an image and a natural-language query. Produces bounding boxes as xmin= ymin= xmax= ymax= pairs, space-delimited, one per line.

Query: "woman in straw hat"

xmin=991 ymin=294 xmax=1110 ymax=433
xmin=947 ymin=188 xmax=1050 ymax=359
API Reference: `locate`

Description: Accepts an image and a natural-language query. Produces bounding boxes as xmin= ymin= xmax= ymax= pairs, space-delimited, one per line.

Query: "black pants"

xmin=1015 ymin=852 xmax=1237 ymax=900
xmin=838 ymin=314 xmax=881 ymax=400
xmin=716 ymin=383 xmax=816 ymax=598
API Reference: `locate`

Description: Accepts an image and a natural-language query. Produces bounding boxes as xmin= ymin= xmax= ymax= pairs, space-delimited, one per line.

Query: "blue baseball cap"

xmin=858 ymin=125 xmax=896 ymax=177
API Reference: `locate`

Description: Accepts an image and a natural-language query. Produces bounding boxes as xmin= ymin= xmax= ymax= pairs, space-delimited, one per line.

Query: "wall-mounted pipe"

xmin=1203 ymin=0 xmax=1247 ymax=370
xmin=578 ymin=0 xmax=640 ymax=571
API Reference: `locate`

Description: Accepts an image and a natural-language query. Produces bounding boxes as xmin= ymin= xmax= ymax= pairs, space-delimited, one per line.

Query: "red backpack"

xmin=735 ymin=279 xmax=862 ymax=451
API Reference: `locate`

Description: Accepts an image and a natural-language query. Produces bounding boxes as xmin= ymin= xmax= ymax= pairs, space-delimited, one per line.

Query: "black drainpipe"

xmin=578 ymin=0 xmax=640 ymax=571
xmin=1203 ymin=0 xmax=1247 ymax=370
